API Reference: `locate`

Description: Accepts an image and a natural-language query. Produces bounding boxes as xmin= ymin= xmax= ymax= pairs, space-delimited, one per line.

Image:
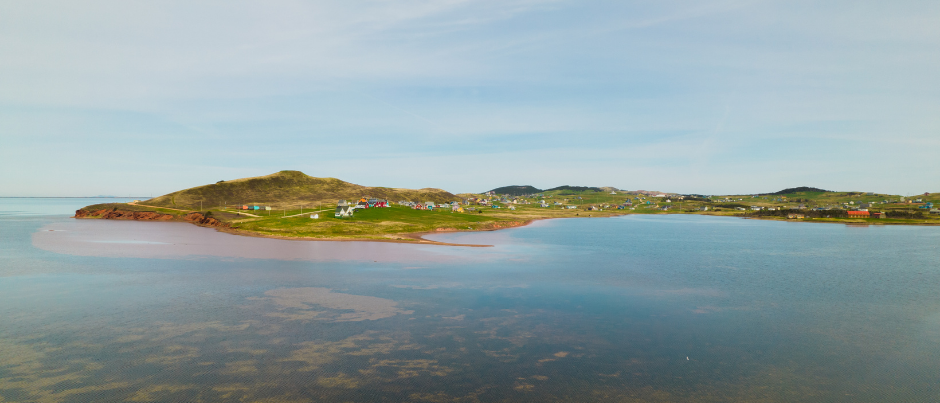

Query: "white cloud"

xmin=0 ymin=0 xmax=938 ymax=195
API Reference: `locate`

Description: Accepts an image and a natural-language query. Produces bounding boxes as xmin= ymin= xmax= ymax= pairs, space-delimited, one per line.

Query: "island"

xmin=74 ymin=171 xmax=940 ymax=244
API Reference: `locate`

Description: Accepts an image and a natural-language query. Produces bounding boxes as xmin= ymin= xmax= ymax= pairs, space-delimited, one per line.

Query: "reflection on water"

xmin=2 ymin=206 xmax=940 ymax=402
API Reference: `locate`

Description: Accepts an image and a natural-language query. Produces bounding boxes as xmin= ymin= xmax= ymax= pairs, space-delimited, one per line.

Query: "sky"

xmin=1 ymin=0 xmax=938 ymax=197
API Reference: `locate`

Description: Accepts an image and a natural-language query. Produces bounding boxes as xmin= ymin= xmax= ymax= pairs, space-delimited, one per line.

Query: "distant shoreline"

xmin=0 ymin=196 xmax=148 ymax=199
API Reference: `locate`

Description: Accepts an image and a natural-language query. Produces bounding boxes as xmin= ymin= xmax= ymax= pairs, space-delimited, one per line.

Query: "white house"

xmin=335 ymin=200 xmax=354 ymax=218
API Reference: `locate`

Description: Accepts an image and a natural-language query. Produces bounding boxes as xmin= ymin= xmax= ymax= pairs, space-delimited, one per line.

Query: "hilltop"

xmin=488 ymin=185 xmax=543 ymax=196
xmin=761 ymin=187 xmax=831 ymax=196
xmin=144 ymin=170 xmax=459 ymax=210
xmin=545 ymin=185 xmax=602 ymax=193
xmin=488 ymin=185 xmax=622 ymax=196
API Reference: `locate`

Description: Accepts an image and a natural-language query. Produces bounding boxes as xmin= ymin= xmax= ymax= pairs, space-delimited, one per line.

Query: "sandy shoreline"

xmin=73 ymin=208 xmax=937 ymax=250
xmin=73 ymin=209 xmax=635 ymax=247
xmin=73 ymin=215 xmax=546 ymax=247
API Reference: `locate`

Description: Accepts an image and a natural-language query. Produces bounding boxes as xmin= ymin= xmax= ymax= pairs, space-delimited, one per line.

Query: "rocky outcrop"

xmin=74 ymin=208 xmax=229 ymax=228
xmin=184 ymin=212 xmax=228 ymax=227
xmin=74 ymin=208 xmax=174 ymax=221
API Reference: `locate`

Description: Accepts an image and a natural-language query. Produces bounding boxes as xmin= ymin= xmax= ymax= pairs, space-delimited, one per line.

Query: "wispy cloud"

xmin=0 ymin=0 xmax=937 ymax=195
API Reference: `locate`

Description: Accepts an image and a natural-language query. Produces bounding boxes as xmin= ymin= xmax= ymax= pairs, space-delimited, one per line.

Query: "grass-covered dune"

xmin=144 ymin=170 xmax=459 ymax=210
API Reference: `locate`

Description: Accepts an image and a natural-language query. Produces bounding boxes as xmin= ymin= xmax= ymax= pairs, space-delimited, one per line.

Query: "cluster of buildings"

xmin=334 ymin=198 xmax=389 ymax=217
xmin=239 ymin=205 xmax=272 ymax=211
xmin=399 ymin=201 xmax=465 ymax=212
xmin=335 ymin=198 xmax=468 ymax=217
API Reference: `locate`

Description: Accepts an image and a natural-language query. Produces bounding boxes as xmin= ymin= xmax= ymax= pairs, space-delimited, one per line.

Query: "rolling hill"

xmin=761 ymin=187 xmax=831 ymax=195
xmin=144 ymin=171 xmax=459 ymax=209
xmin=488 ymin=185 xmax=543 ymax=196
xmin=544 ymin=185 xmax=602 ymax=193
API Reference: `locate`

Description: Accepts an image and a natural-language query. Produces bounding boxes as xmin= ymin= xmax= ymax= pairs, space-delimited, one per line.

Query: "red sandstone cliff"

xmin=74 ymin=207 xmax=228 ymax=228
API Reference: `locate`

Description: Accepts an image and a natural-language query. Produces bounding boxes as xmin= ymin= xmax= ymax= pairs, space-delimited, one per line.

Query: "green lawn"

xmin=229 ymin=205 xmax=516 ymax=239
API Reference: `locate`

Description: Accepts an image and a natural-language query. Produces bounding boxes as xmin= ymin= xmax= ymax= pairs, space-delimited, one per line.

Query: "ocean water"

xmin=2 ymin=198 xmax=939 ymax=402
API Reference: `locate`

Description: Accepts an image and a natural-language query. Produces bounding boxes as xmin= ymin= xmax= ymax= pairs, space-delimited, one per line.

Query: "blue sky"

xmin=1 ymin=0 xmax=938 ymax=196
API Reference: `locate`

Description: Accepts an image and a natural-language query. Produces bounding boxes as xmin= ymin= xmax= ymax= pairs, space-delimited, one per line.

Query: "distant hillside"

xmin=488 ymin=185 xmax=542 ymax=196
xmin=545 ymin=185 xmax=602 ymax=193
xmin=145 ymin=171 xmax=459 ymax=209
xmin=762 ymin=187 xmax=831 ymax=195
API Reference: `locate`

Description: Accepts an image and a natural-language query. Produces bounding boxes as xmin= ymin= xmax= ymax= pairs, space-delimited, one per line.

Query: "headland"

xmin=73 ymin=172 xmax=940 ymax=245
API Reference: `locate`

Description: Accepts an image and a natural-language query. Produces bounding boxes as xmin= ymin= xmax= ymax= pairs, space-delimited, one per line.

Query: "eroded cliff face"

xmin=183 ymin=212 xmax=228 ymax=227
xmin=74 ymin=208 xmax=174 ymax=221
xmin=74 ymin=208 xmax=228 ymax=228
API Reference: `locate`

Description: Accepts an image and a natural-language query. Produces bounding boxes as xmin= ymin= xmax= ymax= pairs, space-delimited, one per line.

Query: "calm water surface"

xmin=2 ymin=198 xmax=939 ymax=402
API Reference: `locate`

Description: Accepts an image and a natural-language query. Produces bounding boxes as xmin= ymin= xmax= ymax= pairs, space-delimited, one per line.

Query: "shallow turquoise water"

xmin=2 ymin=198 xmax=939 ymax=402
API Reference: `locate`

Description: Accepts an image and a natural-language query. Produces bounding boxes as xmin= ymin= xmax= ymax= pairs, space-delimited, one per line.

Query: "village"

xmin=225 ymin=188 xmax=940 ymax=223
xmin=76 ymin=171 xmax=940 ymax=244
xmin=313 ymin=188 xmax=940 ymax=225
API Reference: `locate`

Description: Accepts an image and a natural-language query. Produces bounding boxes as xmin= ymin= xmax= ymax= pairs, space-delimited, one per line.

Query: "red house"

xmin=848 ymin=211 xmax=870 ymax=218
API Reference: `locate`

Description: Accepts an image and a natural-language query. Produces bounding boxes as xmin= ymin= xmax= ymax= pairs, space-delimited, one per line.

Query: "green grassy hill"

xmin=144 ymin=170 xmax=459 ymax=210
xmin=488 ymin=185 xmax=543 ymax=195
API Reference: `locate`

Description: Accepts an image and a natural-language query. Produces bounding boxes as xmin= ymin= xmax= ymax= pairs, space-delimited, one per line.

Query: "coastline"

xmin=72 ymin=205 xmax=939 ymax=249
xmin=73 ymin=208 xmax=635 ymax=247
xmin=738 ymin=215 xmax=940 ymax=226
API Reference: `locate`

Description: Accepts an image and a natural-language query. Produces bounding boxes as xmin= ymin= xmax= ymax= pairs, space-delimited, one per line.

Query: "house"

xmin=335 ymin=200 xmax=354 ymax=218
xmin=241 ymin=205 xmax=249 ymax=210
xmin=929 ymin=208 xmax=940 ymax=215
xmin=265 ymin=206 xmax=272 ymax=211
xmin=508 ymin=205 xmax=516 ymax=210
xmin=787 ymin=213 xmax=805 ymax=219
xmin=872 ymin=212 xmax=886 ymax=218
xmin=750 ymin=206 xmax=761 ymax=211
xmin=847 ymin=211 xmax=870 ymax=218
xmin=356 ymin=200 xmax=369 ymax=209
xmin=540 ymin=201 xmax=549 ymax=207
xmin=699 ymin=206 xmax=709 ymax=211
